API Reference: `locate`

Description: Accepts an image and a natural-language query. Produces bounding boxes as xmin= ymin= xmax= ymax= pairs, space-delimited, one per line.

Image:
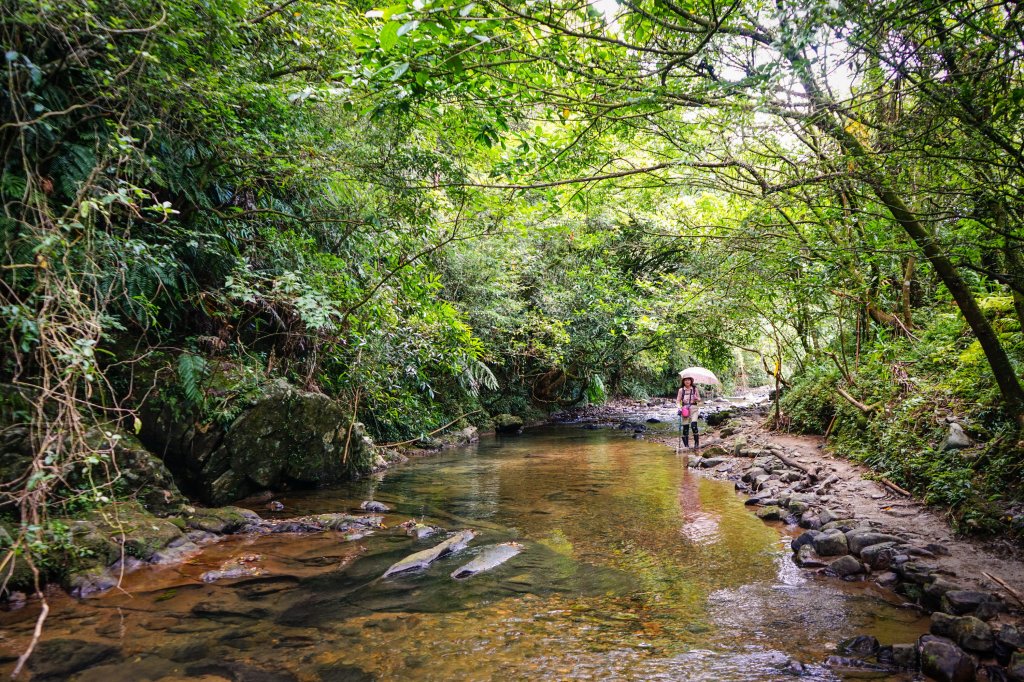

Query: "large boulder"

xmin=941 ymin=590 xmax=1001 ymax=619
xmin=0 ymin=423 xmax=185 ymax=518
xmin=137 ymin=375 xmax=375 ymax=505
xmin=828 ymin=555 xmax=865 ymax=578
xmin=953 ymin=616 xmax=994 ymax=654
xmin=493 ymin=414 xmax=525 ymax=434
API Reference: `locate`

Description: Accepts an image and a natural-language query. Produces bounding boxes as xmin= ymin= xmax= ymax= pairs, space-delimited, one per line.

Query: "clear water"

xmin=0 ymin=426 xmax=928 ymax=680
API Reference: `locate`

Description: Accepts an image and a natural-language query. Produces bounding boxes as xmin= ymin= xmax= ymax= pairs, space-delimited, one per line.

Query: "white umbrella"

xmin=678 ymin=367 xmax=720 ymax=385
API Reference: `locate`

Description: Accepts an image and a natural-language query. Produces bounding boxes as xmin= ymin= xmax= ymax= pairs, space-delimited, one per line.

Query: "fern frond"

xmin=177 ymin=353 xmax=208 ymax=409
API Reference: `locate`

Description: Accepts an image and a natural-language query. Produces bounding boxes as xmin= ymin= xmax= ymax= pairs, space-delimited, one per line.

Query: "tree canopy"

xmin=2 ymin=0 xmax=1024 ymax=539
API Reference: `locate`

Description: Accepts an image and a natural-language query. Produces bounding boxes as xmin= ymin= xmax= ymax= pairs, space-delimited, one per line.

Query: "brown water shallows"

xmin=0 ymin=427 xmax=928 ymax=681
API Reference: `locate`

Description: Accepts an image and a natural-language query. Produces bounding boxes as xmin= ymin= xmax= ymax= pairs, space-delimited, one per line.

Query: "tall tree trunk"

xmin=788 ymin=58 xmax=1024 ymax=428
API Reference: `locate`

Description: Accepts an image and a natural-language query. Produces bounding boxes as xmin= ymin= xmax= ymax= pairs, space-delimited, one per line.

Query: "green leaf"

xmin=380 ymin=21 xmax=400 ymax=51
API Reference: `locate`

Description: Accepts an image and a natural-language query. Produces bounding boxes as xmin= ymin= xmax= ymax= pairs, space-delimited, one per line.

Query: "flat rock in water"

xmin=796 ymin=544 xmax=827 ymax=568
xmin=360 ymin=500 xmax=389 ymax=513
xmin=828 ymin=555 xmax=865 ymax=578
xmin=451 ymin=542 xmax=524 ymax=579
xmin=382 ymin=529 xmax=476 ymax=578
xmin=401 ymin=521 xmax=441 ymax=539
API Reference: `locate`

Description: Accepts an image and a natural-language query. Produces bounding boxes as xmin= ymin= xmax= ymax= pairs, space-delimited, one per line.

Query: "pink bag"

xmin=681 ymin=406 xmax=690 ymax=418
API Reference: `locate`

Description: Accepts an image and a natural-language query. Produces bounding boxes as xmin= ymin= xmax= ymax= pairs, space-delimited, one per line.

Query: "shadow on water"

xmin=0 ymin=426 xmax=929 ymax=681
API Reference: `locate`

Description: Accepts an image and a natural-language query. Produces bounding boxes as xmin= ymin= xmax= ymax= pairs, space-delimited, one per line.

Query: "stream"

xmin=0 ymin=425 xmax=929 ymax=680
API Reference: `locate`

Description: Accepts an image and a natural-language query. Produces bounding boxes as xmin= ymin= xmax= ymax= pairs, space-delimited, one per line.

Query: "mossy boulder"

xmin=493 ymin=413 xmax=524 ymax=434
xmin=135 ymin=373 xmax=375 ymax=505
xmin=88 ymin=430 xmax=187 ymax=517
xmin=0 ymin=423 xmax=185 ymax=518
xmin=185 ymin=506 xmax=261 ymax=534
xmin=75 ymin=501 xmax=184 ymax=561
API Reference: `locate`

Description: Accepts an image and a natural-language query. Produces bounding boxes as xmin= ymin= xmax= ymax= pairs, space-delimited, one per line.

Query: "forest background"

xmin=3 ymin=0 xmax=1024 ymax=584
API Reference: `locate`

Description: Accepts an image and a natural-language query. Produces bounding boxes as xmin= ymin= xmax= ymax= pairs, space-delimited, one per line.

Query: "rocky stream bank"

xmin=558 ymin=395 xmax=1024 ymax=682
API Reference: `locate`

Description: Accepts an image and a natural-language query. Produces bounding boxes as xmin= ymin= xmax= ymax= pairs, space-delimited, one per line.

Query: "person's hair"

xmin=680 ymin=376 xmax=693 ymax=388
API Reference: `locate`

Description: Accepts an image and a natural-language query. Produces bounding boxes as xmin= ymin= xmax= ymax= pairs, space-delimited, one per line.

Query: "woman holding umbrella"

xmin=676 ymin=368 xmax=718 ymax=450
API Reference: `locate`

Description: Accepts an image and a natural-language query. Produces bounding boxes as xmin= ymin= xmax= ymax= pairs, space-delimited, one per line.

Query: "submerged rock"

xmin=839 ymin=635 xmax=880 ymax=656
xmin=26 ymin=639 xmax=120 ymax=679
xmin=451 ymin=542 xmax=524 ymax=579
xmin=360 ymin=500 xmax=390 ymax=513
xmin=382 ymin=530 xmax=476 ymax=578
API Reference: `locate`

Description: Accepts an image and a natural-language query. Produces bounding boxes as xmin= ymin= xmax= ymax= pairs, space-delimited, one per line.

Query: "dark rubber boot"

xmin=693 ymin=433 xmax=700 ymax=450
xmin=682 ymin=434 xmax=689 ymax=447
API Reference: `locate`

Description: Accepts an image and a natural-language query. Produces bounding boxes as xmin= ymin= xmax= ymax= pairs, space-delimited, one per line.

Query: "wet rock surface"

xmin=26 ymin=639 xmax=120 ymax=680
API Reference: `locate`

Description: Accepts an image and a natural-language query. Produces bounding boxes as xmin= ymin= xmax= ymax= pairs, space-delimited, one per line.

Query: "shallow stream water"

xmin=0 ymin=426 xmax=929 ymax=680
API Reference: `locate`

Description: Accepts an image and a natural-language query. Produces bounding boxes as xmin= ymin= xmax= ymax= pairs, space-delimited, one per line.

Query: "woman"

xmin=676 ymin=373 xmax=702 ymax=450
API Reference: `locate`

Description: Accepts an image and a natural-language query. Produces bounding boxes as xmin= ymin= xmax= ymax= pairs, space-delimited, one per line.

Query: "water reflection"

xmin=0 ymin=426 xmax=927 ymax=680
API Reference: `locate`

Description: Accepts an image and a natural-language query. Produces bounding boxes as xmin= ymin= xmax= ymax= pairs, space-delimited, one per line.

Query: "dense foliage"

xmin=3 ymin=0 xmax=1024 ymax=610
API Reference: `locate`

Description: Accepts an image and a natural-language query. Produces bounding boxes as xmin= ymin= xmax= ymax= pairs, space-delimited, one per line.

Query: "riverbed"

xmin=0 ymin=426 xmax=929 ymax=680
